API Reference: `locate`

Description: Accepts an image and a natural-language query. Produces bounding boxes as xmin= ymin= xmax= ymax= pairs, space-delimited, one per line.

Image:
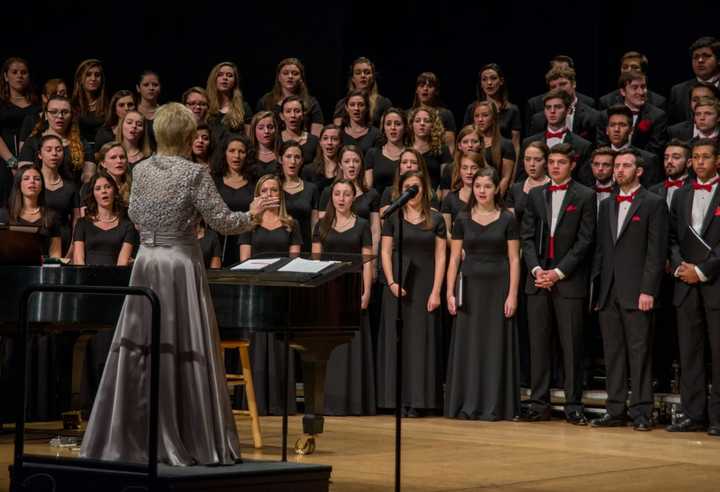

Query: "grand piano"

xmin=0 ymin=252 xmax=369 ymax=455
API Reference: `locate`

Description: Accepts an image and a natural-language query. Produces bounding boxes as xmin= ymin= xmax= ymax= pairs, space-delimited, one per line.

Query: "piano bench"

xmin=221 ymin=340 xmax=263 ymax=449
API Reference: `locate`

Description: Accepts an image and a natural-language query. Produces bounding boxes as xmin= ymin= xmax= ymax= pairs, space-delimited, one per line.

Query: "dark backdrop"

xmin=6 ymin=2 xmax=720 ymax=123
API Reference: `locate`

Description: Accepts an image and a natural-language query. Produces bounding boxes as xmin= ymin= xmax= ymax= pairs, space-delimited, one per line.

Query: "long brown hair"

xmin=338 ymin=145 xmax=368 ymax=193
xmin=118 ymin=110 xmax=152 ymax=159
xmin=104 ymin=89 xmax=136 ymax=129
xmin=0 ymin=57 xmax=38 ymax=104
xmin=347 ymin=57 xmax=381 ymax=119
xmin=206 ymin=62 xmax=246 ymax=132
xmin=378 ymin=107 xmax=408 ymax=147
xmin=7 ymin=165 xmax=55 ymax=229
xmin=391 ymin=148 xmax=433 ymax=202
xmin=466 ymin=167 xmax=504 ymax=212
xmin=398 ymin=171 xmax=433 ymax=230
xmin=83 ymin=169 xmax=126 ymax=219
xmin=265 ymin=58 xmax=312 ymax=114
xmin=71 ymin=59 xmax=108 ymax=120
xmin=450 ymin=150 xmax=486 ymax=192
xmin=341 ymin=89 xmax=371 ymax=128
xmin=96 ymin=142 xmax=131 ymax=204
xmin=471 ymin=100 xmax=502 ymax=169
xmin=317 ymin=178 xmax=357 ymax=243
xmin=310 ymin=124 xmax=341 ymax=176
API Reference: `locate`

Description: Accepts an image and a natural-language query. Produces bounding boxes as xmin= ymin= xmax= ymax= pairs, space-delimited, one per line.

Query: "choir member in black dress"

xmin=334 ymin=57 xmax=392 ymax=128
xmin=196 ymin=221 xmax=222 ymax=269
xmin=206 ymin=62 xmax=252 ymax=140
xmin=412 ymin=72 xmax=457 ymax=153
xmin=18 ymin=78 xmax=68 ymax=149
xmin=379 ymin=148 xmax=439 ymax=215
xmin=37 ymin=134 xmax=80 ymax=255
xmin=73 ymin=170 xmax=136 ymax=266
xmin=598 ymin=51 xmax=667 ymax=111
xmin=666 ymin=139 xmax=720 ymax=436
xmin=279 ymin=95 xmax=319 ymax=164
xmin=0 ymin=164 xmax=61 ymax=257
xmin=256 ymin=58 xmax=323 ymax=136
xmin=520 ymin=143 xmax=596 ymax=425
xmin=211 ymin=135 xmax=255 ymax=266
xmin=95 ymin=142 xmax=131 ymax=205
xmin=471 ymin=101 xmax=516 ymax=194
xmin=20 ymin=95 xmax=94 ymax=183
xmin=377 ymin=170 xmax=447 ymax=417
xmin=366 ymin=108 xmax=407 ymax=197
xmin=94 ymin=90 xmax=136 ymax=150
xmin=408 ymin=106 xmax=451 ymax=191
xmin=301 ymin=124 xmax=340 ymax=196
xmin=183 ymin=86 xmax=210 ymax=125
xmin=668 ymin=36 xmax=720 ymax=124
xmin=340 ymin=89 xmax=381 ymax=156
xmin=319 ymin=145 xmax=381 ymax=255
xmin=238 ymin=174 xmax=302 ymax=415
xmin=438 ymin=125 xmax=482 ymax=200
xmin=136 ymin=70 xmax=161 ymax=122
xmin=445 ymin=167 xmax=521 ymax=420
xmin=118 ymin=110 xmax=151 ymax=167
xmin=463 ymin=63 xmax=521 ymax=153
xmin=71 ymin=59 xmax=108 ymax=145
xmin=249 ymin=110 xmax=279 ymax=177
xmin=441 ymin=151 xmax=483 ymax=235
xmin=590 ymin=149 xmax=668 ymax=431
xmin=0 ymin=57 xmax=40 ymax=205
xmin=278 ymin=140 xmax=319 ymax=251
xmin=191 ymin=123 xmax=212 ymax=166
xmin=527 ymin=66 xmax=601 ymax=144
xmin=312 ymin=179 xmax=375 ymax=415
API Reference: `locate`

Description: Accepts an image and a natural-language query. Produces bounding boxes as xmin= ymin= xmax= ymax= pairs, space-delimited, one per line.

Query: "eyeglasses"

xmin=47 ymin=109 xmax=71 ymax=117
xmin=186 ymin=102 xmax=208 ymax=108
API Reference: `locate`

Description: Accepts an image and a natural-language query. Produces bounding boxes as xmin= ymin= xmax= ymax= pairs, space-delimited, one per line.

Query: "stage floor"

xmin=2 ymin=414 xmax=720 ymax=491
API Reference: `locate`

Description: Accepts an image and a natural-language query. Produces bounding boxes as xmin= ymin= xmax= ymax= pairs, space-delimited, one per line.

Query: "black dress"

xmin=20 ymin=135 xmax=94 ymax=182
xmin=366 ymin=147 xmax=399 ymax=198
xmin=94 ymin=126 xmax=116 ymax=150
xmin=256 ymin=95 xmax=323 ymax=132
xmin=444 ymin=211 xmax=520 ymax=420
xmin=319 ymin=187 xmax=379 ymax=221
xmin=484 ymin=138 xmax=517 ymax=172
xmin=0 ymin=102 xmax=41 ymax=205
xmin=45 ymin=181 xmax=80 ymax=253
xmin=78 ymin=112 xmax=105 ymax=145
xmin=341 ymin=127 xmax=381 ymax=155
xmin=421 ymin=147 xmax=452 ymax=191
xmin=301 ymin=164 xmax=336 ymax=198
xmin=72 ymin=216 xmax=137 ymax=265
xmin=377 ymin=211 xmax=446 ymax=412
xmin=207 ymin=102 xmax=254 ymax=146
xmin=214 ymin=178 xmax=255 ymax=266
xmin=284 ymin=180 xmax=319 ymax=252
xmin=198 ymin=229 xmax=222 ymax=268
xmin=381 ymin=187 xmax=441 ymax=211
xmin=313 ymin=218 xmax=376 ymax=415
xmin=463 ymin=102 xmax=522 ymax=140
xmin=236 ymin=222 xmax=303 ymax=415
xmin=251 ymin=159 xmax=280 ymax=180
xmin=440 ymin=190 xmax=468 ymax=228
xmin=298 ymin=134 xmax=319 ymax=164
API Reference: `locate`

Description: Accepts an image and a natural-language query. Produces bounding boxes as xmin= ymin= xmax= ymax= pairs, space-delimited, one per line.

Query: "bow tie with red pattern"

xmin=664 ymin=179 xmax=684 ymax=189
xmin=692 ymin=178 xmax=719 ymax=192
xmin=545 ymin=129 xmax=567 ymax=139
xmin=548 ymin=183 xmax=569 ymax=192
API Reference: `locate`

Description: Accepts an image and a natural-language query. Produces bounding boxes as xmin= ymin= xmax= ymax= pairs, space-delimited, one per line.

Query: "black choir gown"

xmin=45 ymin=181 xmax=80 ymax=253
xmin=284 ymin=180 xmax=318 ymax=252
xmin=313 ymin=218 xmax=376 ymax=415
xmin=198 ymin=229 xmax=222 ymax=268
xmin=422 ymin=147 xmax=452 ymax=191
xmin=214 ymin=178 xmax=255 ymax=266
xmin=340 ymin=127 xmax=381 ymax=155
xmin=444 ymin=211 xmax=520 ymax=420
xmin=440 ymin=190 xmax=468 ymax=226
xmin=301 ymin=165 xmax=335 ymax=199
xmin=377 ymin=211 xmax=446 ymax=412
xmin=366 ymin=147 xmax=399 ymax=198
xmin=319 ymin=187 xmax=379 ymax=221
xmin=0 ymin=102 xmax=41 ymax=206
xmin=236 ymin=222 xmax=303 ymax=415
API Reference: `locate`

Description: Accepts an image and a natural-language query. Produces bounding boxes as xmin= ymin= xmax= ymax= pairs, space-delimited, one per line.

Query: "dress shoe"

xmin=633 ymin=416 xmax=653 ymax=431
xmin=590 ymin=414 xmax=627 ymax=428
xmin=566 ymin=411 xmax=588 ymax=426
xmin=518 ymin=407 xmax=551 ymax=422
xmin=666 ymin=417 xmax=706 ymax=432
xmin=708 ymin=426 xmax=720 ymax=437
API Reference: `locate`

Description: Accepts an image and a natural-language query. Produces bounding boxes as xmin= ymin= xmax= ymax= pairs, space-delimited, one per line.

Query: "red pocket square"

xmin=566 ymin=204 xmax=577 ymax=212
xmin=715 ymin=207 xmax=720 ymax=217
xmin=631 ymin=215 xmax=641 ymax=222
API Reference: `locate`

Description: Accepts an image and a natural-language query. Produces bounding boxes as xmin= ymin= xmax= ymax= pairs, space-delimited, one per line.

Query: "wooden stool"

xmin=221 ymin=340 xmax=262 ymax=448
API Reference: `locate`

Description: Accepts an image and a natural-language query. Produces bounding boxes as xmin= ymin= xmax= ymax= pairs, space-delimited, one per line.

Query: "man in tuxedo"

xmin=667 ymin=96 xmax=720 ymax=144
xmin=587 ymin=147 xmax=616 ymax=206
xmin=525 ymin=55 xmax=596 ymax=132
xmin=599 ymin=51 xmax=667 ymax=110
xmin=598 ymin=72 xmax=667 ymax=157
xmin=649 ymin=139 xmax=691 ymax=207
xmin=600 ymin=104 xmax=662 ymax=185
xmin=516 ymin=89 xmax=592 ymax=184
xmin=520 ymin=143 xmax=596 ymax=425
xmin=667 ymin=138 xmax=720 ymax=436
xmin=590 ymin=149 xmax=668 ymax=431
xmin=528 ymin=67 xmax=601 ymax=143
xmin=668 ymin=37 xmax=720 ymax=124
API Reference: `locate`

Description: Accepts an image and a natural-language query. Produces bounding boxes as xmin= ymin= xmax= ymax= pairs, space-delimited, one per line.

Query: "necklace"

xmin=25 ymin=207 xmax=40 ymax=215
xmin=46 ymin=176 xmax=63 ymax=187
xmin=284 ymin=179 xmax=302 ymax=191
xmin=97 ymin=214 xmax=118 ymax=223
xmin=335 ymin=214 xmax=354 ymax=229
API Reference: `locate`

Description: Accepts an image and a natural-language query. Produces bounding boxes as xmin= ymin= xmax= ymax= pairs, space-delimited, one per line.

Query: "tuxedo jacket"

xmin=515 ymin=131 xmax=593 ymax=184
xmin=666 ymin=120 xmax=693 ymax=142
xmin=525 ymin=91 xmax=596 ymax=133
xmin=528 ymin=102 xmax=601 ymax=143
xmin=598 ymin=89 xmax=667 ymax=111
xmin=669 ymin=183 xmax=720 ymax=307
xmin=521 ymin=180 xmax=596 ymax=297
xmin=592 ymin=188 xmax=668 ymax=310
xmin=668 ymin=79 xmax=696 ymax=125
xmin=597 ymin=103 xmax=668 ymax=157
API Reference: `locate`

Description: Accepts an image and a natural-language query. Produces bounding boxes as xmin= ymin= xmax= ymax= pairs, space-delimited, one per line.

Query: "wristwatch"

xmin=6 ymin=156 xmax=18 ymax=169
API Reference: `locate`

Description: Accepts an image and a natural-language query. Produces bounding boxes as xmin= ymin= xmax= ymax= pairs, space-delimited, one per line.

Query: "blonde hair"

xmin=407 ymin=105 xmax=445 ymax=156
xmin=206 ymin=62 xmax=246 ymax=132
xmin=153 ymin=103 xmax=197 ymax=155
xmin=252 ymin=174 xmax=294 ymax=231
xmin=118 ymin=110 xmax=152 ymax=159
xmin=96 ymin=141 xmax=132 ymax=204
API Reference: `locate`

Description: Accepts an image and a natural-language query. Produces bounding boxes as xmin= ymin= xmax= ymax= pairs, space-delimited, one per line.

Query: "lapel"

xmin=684 ymin=185 xmax=695 ymax=229
xmin=572 ymin=105 xmax=585 ymax=132
xmin=701 ymin=184 xmax=720 ymax=236
xmin=609 ymin=192 xmax=619 ymax=242
xmin=542 ymin=184 xmax=552 ymax=228
xmin=616 ymin=187 xmax=645 ymax=242
xmin=554 ymin=180 xmax=576 ymax=230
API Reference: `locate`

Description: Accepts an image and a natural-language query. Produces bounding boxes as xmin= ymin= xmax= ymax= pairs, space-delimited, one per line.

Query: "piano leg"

xmin=65 ymin=333 xmax=94 ymax=429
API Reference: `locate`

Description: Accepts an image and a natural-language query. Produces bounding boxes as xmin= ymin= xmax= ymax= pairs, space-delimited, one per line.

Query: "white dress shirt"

xmin=616 ymin=184 xmax=641 ymax=239
xmin=532 ymin=179 xmax=571 ymax=280
xmin=693 ymin=125 xmax=720 ymax=140
xmin=665 ymin=174 xmax=687 ymax=208
xmin=545 ymin=126 xmax=567 ymax=148
xmin=687 ymin=176 xmax=719 ymax=281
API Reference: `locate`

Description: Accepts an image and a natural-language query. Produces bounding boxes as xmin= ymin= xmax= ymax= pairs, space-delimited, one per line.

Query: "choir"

xmin=2 ymin=37 xmax=720 ymax=436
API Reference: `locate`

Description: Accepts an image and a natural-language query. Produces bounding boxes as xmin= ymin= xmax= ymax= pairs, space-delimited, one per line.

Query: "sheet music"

xmin=231 ymin=257 xmax=284 ymax=271
xmin=276 ymin=257 xmax=339 ymax=274
xmin=688 ymin=225 xmax=712 ymax=251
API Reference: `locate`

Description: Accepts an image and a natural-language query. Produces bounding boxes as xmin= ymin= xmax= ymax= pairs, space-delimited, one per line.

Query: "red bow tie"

xmin=664 ymin=179 xmax=684 ymax=189
xmin=545 ymin=129 xmax=567 ymax=139
xmin=595 ymin=185 xmax=613 ymax=193
xmin=615 ymin=191 xmax=638 ymax=203
xmin=692 ymin=178 xmax=719 ymax=192
xmin=548 ymin=183 xmax=569 ymax=192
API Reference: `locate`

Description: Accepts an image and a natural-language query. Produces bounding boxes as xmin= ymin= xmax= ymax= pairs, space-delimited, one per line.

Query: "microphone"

xmin=381 ymin=185 xmax=419 ymax=219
